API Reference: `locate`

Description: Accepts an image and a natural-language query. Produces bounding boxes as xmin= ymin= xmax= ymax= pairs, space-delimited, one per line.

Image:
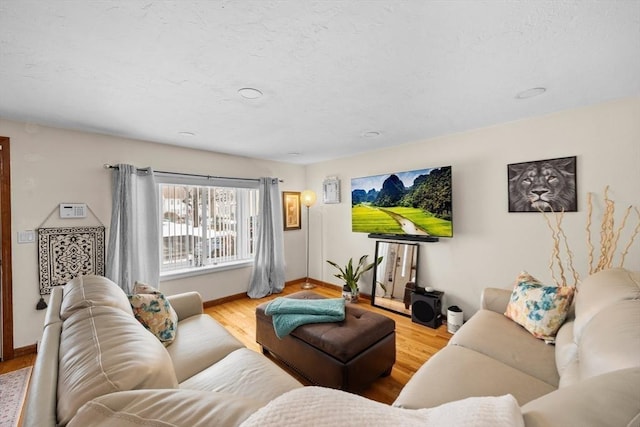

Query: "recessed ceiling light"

xmin=238 ymin=87 xmax=263 ymax=99
xmin=363 ymin=131 xmax=381 ymax=138
xmin=515 ymin=87 xmax=546 ymax=99
xmin=287 ymin=152 xmax=301 ymax=156
xmin=178 ymin=131 xmax=195 ymax=137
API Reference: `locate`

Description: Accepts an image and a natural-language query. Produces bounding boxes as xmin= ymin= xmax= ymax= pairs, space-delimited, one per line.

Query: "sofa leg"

xmin=260 ymin=345 xmax=269 ymax=355
xmin=382 ymin=367 xmax=393 ymax=377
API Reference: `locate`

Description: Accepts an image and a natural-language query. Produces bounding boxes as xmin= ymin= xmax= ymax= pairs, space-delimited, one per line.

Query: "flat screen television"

xmin=351 ymin=166 xmax=452 ymax=238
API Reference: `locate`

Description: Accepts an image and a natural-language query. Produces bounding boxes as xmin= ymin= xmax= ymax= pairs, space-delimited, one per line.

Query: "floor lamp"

xmin=300 ymin=189 xmax=317 ymax=289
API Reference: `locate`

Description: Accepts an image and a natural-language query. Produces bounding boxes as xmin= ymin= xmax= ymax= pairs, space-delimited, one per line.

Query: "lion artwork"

xmin=508 ymin=157 xmax=577 ymax=212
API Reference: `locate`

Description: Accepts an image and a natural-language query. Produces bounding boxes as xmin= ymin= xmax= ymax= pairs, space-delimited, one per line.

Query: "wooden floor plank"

xmin=0 ymin=353 xmax=35 ymax=374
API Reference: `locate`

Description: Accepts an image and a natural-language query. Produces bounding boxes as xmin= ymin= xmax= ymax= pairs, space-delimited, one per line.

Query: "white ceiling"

xmin=1 ymin=1 xmax=639 ymax=165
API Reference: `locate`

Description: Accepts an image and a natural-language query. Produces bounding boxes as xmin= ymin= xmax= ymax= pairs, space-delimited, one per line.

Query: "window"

xmin=157 ymin=173 xmax=259 ymax=277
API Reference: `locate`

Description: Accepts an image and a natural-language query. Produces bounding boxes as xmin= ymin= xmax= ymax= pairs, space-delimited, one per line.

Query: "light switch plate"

xmin=17 ymin=230 xmax=36 ymax=243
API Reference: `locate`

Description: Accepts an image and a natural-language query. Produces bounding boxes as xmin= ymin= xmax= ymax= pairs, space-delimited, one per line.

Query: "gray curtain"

xmin=248 ymin=177 xmax=285 ymax=298
xmin=106 ymin=164 xmax=160 ymax=294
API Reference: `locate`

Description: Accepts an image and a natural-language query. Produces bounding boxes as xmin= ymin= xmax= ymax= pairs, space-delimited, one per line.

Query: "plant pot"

xmin=349 ymin=289 xmax=359 ymax=303
xmin=341 ymin=286 xmax=359 ymax=303
xmin=342 ymin=285 xmax=351 ymax=301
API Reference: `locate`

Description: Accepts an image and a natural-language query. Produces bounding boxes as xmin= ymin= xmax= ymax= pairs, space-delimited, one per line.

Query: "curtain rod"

xmin=103 ymin=164 xmax=282 ymax=183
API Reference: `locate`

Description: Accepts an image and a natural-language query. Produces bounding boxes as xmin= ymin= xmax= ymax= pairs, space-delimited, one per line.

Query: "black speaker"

xmin=411 ymin=291 xmax=443 ymax=329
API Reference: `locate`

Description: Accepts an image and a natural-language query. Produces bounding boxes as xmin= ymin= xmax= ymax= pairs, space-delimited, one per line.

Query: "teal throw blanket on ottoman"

xmin=265 ymin=297 xmax=346 ymax=338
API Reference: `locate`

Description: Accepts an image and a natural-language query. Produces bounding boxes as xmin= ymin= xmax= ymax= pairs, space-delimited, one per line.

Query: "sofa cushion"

xmin=393 ymin=345 xmax=556 ymax=409
xmin=166 ymin=313 xmax=245 ymax=382
xmin=504 ymin=280 xmax=574 ymax=342
xmin=573 ymin=268 xmax=640 ymax=341
xmin=132 ymin=281 xmax=166 ymax=295
xmin=512 ymin=271 xmax=543 ymax=285
xmin=577 ymin=299 xmax=640 ymax=381
xmin=68 ymin=389 xmax=264 ymax=427
xmin=58 ymin=305 xmax=178 ymax=425
xmin=180 ymin=348 xmax=302 ymax=404
xmin=521 ymin=367 xmax=640 ymax=427
xmin=449 ymin=309 xmax=559 ymax=387
xmin=128 ymin=292 xmax=178 ymax=346
xmin=60 ymin=275 xmax=132 ymax=320
xmin=128 ymin=282 xmax=178 ymax=346
xmin=553 ymin=320 xmax=578 ymax=384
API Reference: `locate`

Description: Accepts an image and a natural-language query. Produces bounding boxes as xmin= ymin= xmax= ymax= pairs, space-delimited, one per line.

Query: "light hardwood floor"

xmin=0 ymin=352 xmax=36 ymax=374
xmin=206 ymin=283 xmax=452 ymax=404
xmin=0 ymin=282 xmax=451 ymax=408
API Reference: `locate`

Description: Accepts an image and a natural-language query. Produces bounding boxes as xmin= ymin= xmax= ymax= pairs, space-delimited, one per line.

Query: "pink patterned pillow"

xmin=504 ymin=272 xmax=575 ymax=343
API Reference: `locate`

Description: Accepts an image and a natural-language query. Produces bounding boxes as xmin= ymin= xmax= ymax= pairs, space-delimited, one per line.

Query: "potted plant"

xmin=327 ymin=255 xmax=383 ymax=303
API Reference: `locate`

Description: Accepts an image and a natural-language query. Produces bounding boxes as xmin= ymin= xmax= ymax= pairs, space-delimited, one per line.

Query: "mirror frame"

xmin=371 ymin=240 xmax=419 ymax=317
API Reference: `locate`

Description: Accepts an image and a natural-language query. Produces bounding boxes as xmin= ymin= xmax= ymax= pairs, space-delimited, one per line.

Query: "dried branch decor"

xmin=541 ymin=209 xmax=579 ymax=287
xmin=540 ymin=186 xmax=639 ymax=286
xmin=589 ymin=186 xmax=640 ymax=274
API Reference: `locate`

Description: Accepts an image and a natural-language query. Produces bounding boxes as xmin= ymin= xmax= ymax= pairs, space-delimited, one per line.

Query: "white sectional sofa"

xmin=394 ymin=267 xmax=640 ymax=426
xmin=22 ymin=275 xmax=302 ymax=426
xmin=22 ymin=268 xmax=640 ymax=426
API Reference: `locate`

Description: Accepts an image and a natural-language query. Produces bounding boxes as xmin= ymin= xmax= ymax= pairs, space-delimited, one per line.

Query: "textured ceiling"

xmin=1 ymin=1 xmax=639 ymax=164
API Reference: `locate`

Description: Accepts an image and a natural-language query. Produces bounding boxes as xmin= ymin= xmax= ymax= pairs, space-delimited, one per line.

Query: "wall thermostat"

xmin=59 ymin=203 xmax=87 ymax=218
xmin=323 ymin=177 xmax=341 ymax=204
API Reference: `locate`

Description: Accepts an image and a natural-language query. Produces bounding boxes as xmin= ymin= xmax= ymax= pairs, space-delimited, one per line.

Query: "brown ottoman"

xmin=256 ymin=290 xmax=396 ymax=393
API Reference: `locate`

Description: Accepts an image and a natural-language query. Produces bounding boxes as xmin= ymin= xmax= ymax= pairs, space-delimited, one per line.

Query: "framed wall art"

xmin=282 ymin=191 xmax=301 ymax=230
xmin=37 ymin=226 xmax=106 ymax=295
xmin=507 ymin=156 xmax=577 ymax=212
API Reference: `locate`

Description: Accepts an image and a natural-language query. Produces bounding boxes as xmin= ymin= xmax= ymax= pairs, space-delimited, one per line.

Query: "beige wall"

xmin=0 ymin=120 xmax=306 ymax=348
xmin=2 ymin=96 xmax=639 ymax=349
xmin=306 ymin=97 xmax=640 ymax=317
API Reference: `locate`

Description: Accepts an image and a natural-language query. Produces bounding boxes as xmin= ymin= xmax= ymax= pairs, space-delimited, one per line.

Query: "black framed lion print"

xmin=507 ymin=156 xmax=577 ymax=212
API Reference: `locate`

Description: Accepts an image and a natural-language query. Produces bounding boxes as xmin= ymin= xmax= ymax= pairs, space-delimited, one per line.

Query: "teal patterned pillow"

xmin=128 ymin=282 xmax=178 ymax=346
xmin=504 ymin=272 xmax=574 ymax=343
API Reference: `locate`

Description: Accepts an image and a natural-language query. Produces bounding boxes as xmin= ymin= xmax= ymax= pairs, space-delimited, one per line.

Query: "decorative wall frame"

xmin=323 ymin=177 xmax=341 ymax=204
xmin=282 ymin=191 xmax=301 ymax=230
xmin=507 ymin=156 xmax=577 ymax=212
xmin=37 ymin=226 xmax=105 ymax=295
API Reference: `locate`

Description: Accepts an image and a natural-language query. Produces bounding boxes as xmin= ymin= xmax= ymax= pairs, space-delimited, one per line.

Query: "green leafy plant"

xmin=326 ymin=255 xmax=383 ymax=294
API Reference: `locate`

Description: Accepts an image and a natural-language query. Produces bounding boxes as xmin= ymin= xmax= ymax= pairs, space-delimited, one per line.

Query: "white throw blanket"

xmin=240 ymin=387 xmax=524 ymax=427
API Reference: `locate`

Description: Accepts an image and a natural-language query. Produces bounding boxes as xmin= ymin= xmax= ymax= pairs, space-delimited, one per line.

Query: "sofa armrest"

xmin=23 ymin=321 xmax=61 ymax=427
xmin=167 ymin=292 xmax=203 ymax=321
xmin=481 ymin=288 xmax=512 ymax=314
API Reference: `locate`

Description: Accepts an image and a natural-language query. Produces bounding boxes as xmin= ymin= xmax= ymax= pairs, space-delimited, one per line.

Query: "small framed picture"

xmin=282 ymin=191 xmax=301 ymax=230
xmin=507 ymin=156 xmax=577 ymax=212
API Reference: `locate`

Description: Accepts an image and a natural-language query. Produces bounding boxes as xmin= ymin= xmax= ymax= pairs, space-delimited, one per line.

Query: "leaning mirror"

xmin=371 ymin=240 xmax=419 ymax=316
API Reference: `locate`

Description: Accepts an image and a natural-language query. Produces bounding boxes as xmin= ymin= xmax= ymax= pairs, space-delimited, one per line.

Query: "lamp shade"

xmin=301 ymin=190 xmax=317 ymax=207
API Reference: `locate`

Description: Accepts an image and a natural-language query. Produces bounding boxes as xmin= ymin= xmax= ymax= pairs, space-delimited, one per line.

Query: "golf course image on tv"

xmin=351 ymin=166 xmax=452 ymax=238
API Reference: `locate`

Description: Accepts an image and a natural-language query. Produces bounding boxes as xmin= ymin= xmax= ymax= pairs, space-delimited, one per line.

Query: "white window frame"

xmin=155 ymin=172 xmax=260 ymax=281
